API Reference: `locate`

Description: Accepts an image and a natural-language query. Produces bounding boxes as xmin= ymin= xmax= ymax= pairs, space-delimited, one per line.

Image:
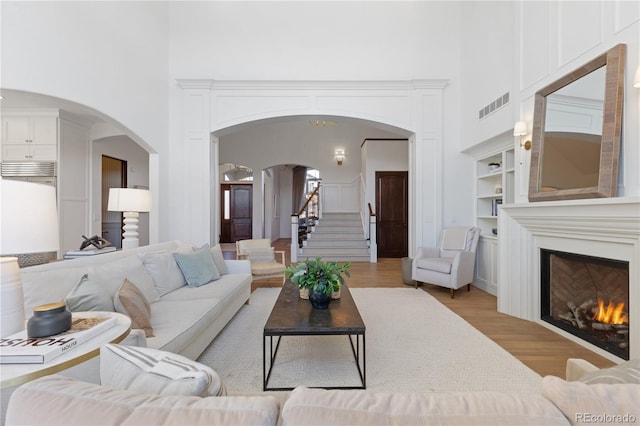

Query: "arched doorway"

xmin=176 ymin=79 xmax=447 ymax=256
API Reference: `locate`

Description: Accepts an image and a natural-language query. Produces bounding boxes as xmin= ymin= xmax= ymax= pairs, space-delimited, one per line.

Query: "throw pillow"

xmin=113 ymin=279 xmax=154 ymax=337
xmin=173 ymin=245 xmax=221 ymax=287
xmin=578 ymin=359 xmax=640 ymax=384
xmin=92 ymin=256 xmax=159 ymax=303
xmin=209 ymin=244 xmax=228 ymax=275
xmin=100 ymin=344 xmax=226 ymax=397
xmin=247 ymin=247 xmax=276 ymax=263
xmin=139 ymin=246 xmax=191 ymax=296
xmin=65 ymin=274 xmax=114 ymax=312
xmin=542 ymin=376 xmax=639 ymax=423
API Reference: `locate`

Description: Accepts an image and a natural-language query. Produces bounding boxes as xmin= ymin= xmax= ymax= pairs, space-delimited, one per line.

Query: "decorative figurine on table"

xmin=79 ymin=235 xmax=112 ymax=250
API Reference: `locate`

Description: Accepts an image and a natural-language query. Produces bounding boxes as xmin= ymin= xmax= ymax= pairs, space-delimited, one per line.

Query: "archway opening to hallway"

xmin=214 ymin=115 xmax=412 ymax=258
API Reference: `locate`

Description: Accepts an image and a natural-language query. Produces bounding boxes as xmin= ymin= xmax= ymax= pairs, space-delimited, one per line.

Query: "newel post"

xmin=369 ymin=214 xmax=377 ymax=263
xmin=290 ymin=215 xmax=299 ymax=263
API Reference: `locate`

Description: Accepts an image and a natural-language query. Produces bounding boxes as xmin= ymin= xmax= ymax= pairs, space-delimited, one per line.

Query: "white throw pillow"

xmin=139 ymin=246 xmax=192 ymax=296
xmin=65 ymin=274 xmax=114 ymax=312
xmin=100 ymin=344 xmax=226 ymax=397
xmin=209 ymin=244 xmax=228 ymax=275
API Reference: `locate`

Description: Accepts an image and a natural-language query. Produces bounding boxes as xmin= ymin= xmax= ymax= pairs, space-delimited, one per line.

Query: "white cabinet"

xmin=2 ymin=116 xmax=57 ymax=160
xmin=475 ymin=236 xmax=497 ymax=295
xmin=473 ymin=147 xmax=514 ymax=295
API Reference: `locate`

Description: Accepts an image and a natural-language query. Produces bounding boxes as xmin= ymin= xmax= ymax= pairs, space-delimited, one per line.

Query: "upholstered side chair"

xmin=236 ymin=239 xmax=286 ymax=284
xmin=412 ymin=226 xmax=480 ymax=298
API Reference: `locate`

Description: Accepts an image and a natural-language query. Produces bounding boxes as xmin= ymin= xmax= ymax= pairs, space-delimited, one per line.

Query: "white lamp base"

xmin=121 ymin=211 xmax=140 ymax=250
xmin=1 ymin=257 xmax=25 ymax=337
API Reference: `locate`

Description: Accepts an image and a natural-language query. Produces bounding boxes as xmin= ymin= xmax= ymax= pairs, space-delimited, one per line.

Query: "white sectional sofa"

xmin=19 ymin=241 xmax=252 ymax=360
xmin=5 ymin=358 xmax=638 ymax=425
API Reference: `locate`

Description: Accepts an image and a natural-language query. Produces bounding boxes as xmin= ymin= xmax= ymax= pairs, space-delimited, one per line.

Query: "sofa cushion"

xmin=65 ymin=273 xmax=115 ymax=312
xmin=577 ymin=359 xmax=640 ymax=384
xmin=114 ymin=279 xmax=154 ymax=337
xmin=100 ymin=344 xmax=225 ymax=397
xmin=251 ymin=262 xmax=286 ymax=276
xmin=22 ymin=266 xmax=90 ymax=315
xmin=542 ymin=376 xmax=639 ymax=425
xmin=92 ymin=255 xmax=159 ymax=303
xmin=209 ymin=244 xmax=229 ymax=275
xmin=173 ymin=245 xmax=220 ymax=287
xmin=140 ymin=246 xmax=192 ymax=296
xmin=282 ymin=387 xmax=569 ymax=425
xmin=415 ymin=257 xmax=453 ymax=274
xmin=247 ymin=247 xmax=276 ymax=262
xmin=6 ymin=375 xmax=280 ymax=426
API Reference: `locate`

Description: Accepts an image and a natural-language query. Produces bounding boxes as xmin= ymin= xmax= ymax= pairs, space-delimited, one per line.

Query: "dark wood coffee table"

xmin=263 ymin=281 xmax=366 ymax=391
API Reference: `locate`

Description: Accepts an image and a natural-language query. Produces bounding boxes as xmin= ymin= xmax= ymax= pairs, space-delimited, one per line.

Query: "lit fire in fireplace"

xmin=593 ymin=299 xmax=628 ymax=325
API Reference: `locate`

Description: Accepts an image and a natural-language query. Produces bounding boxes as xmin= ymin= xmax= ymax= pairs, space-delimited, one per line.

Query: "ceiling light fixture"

xmin=309 ymin=120 xmax=336 ymax=127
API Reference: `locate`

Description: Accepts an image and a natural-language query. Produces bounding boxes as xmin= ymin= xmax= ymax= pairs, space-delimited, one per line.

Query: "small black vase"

xmin=27 ymin=302 xmax=72 ymax=338
xmin=308 ymin=288 xmax=331 ymax=309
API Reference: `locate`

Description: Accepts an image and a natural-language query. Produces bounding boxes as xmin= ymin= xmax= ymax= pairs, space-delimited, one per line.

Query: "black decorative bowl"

xmin=27 ymin=302 xmax=72 ymax=338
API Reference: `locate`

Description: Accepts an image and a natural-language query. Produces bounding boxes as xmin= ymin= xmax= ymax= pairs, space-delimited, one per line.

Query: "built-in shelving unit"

xmin=473 ymin=146 xmax=514 ymax=296
xmin=475 ymin=148 xmax=514 ymax=238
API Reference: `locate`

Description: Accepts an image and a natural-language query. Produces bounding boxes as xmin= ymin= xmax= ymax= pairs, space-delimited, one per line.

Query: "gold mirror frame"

xmin=529 ymin=44 xmax=625 ymax=202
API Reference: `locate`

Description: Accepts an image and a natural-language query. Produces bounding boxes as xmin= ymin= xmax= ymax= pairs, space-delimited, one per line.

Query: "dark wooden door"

xmin=220 ymin=184 xmax=253 ymax=243
xmin=101 ymin=156 xmax=127 ymax=249
xmin=376 ymin=171 xmax=408 ymax=258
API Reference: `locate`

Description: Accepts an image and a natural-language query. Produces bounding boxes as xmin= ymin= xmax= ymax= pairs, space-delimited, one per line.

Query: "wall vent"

xmin=478 ymin=92 xmax=509 ymax=120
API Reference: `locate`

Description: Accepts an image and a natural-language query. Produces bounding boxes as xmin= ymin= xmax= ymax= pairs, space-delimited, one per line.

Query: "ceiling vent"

xmin=478 ymin=92 xmax=509 ymax=120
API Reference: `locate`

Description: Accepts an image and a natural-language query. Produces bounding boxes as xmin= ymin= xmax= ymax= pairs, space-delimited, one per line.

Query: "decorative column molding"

xmin=176 ymin=79 xmax=214 ymax=246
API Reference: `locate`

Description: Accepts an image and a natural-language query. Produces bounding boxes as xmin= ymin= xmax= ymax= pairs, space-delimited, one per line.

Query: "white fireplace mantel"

xmin=498 ymin=197 xmax=640 ymax=361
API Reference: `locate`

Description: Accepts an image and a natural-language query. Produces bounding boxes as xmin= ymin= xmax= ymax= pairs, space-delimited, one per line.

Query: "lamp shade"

xmin=107 ymin=188 xmax=152 ymax=213
xmin=513 ymin=121 xmax=528 ymax=136
xmin=0 ymin=179 xmax=59 ymax=255
xmin=634 ymin=65 xmax=640 ymax=88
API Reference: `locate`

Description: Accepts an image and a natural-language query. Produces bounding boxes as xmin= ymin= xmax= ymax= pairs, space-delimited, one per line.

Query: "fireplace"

xmin=540 ymin=249 xmax=630 ymax=360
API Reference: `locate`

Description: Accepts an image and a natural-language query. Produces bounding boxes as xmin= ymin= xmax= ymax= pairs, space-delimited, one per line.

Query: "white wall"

xmin=362 ymin=138 xmax=409 ymax=213
xmin=5 ymin=2 xmax=635 ymax=251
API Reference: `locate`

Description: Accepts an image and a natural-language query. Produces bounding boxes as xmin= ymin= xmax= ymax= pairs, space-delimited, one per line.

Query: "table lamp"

xmin=107 ymin=188 xmax=152 ymax=250
xmin=1 ymin=179 xmax=59 ymax=337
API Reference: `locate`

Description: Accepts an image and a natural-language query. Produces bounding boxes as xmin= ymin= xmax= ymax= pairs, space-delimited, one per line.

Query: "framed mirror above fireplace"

xmin=529 ymin=44 xmax=626 ymax=202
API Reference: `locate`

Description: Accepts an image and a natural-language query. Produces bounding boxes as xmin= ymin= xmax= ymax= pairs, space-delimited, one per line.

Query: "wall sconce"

xmin=334 ymin=149 xmax=345 ymax=165
xmin=513 ymin=121 xmax=531 ymax=150
xmin=634 ymin=65 xmax=640 ymax=88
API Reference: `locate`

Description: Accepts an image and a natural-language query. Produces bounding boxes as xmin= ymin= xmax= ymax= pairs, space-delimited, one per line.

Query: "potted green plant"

xmin=285 ymin=257 xmax=351 ymax=309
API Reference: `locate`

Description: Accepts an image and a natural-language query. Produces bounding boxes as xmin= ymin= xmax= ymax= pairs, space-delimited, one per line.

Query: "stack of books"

xmin=63 ymin=246 xmax=116 ymax=259
xmin=0 ymin=314 xmax=117 ymax=364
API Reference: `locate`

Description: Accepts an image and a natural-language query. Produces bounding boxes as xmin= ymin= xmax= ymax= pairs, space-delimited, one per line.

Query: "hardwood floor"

xmin=234 ymin=239 xmax=616 ymax=378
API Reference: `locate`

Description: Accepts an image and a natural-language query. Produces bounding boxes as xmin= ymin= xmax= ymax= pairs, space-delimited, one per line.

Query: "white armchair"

xmin=412 ymin=226 xmax=480 ymax=298
xmin=236 ymin=238 xmax=286 ymax=284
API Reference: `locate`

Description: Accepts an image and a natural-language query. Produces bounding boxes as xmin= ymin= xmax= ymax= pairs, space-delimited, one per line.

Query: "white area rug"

xmin=197 ymin=288 xmax=542 ymax=395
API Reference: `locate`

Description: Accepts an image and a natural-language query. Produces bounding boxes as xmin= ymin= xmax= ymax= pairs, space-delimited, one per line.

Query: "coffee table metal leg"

xmin=347 ymin=333 xmax=366 ymax=389
xmin=263 ymin=335 xmax=283 ymax=391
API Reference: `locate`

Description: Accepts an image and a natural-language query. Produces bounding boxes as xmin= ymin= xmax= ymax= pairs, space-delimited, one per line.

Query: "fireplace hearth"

xmin=541 ymin=249 xmax=629 ymax=360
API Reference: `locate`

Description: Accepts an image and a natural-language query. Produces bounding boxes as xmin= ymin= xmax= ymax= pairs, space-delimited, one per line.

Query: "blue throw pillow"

xmin=173 ymin=245 xmax=220 ymax=287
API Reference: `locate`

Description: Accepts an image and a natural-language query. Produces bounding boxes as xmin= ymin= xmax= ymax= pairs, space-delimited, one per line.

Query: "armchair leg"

xmin=450 ymin=288 xmax=454 ymax=299
xmin=467 ymin=284 xmax=471 ymax=292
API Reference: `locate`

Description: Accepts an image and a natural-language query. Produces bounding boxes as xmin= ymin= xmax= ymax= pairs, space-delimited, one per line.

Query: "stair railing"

xmin=290 ymin=184 xmax=321 ymax=263
xmin=368 ymin=203 xmax=377 ymax=263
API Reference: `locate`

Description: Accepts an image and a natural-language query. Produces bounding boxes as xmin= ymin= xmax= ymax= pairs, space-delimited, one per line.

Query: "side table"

xmin=0 ymin=311 xmax=131 ymax=389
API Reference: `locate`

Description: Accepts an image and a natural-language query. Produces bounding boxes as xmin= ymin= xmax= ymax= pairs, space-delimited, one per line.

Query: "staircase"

xmin=299 ymin=213 xmax=370 ymax=262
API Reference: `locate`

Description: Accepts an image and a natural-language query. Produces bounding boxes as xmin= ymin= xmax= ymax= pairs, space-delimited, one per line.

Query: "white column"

xmin=176 ymin=80 xmax=213 ymax=247
xmin=290 ymin=215 xmax=299 ymax=263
